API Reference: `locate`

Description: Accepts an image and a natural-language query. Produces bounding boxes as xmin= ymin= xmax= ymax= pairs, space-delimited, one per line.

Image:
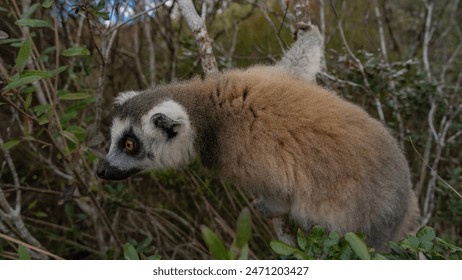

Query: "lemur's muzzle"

xmin=97 ymin=159 xmax=140 ymax=181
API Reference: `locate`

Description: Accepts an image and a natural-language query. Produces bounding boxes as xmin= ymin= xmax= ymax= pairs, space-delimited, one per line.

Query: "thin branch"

xmin=0 ymin=232 xmax=63 ymax=260
xmin=73 ymin=171 xmax=123 ymax=249
xmin=133 ymin=24 xmax=149 ymax=88
xmin=447 ymin=129 xmax=462 ymax=144
xmin=319 ymin=72 xmax=366 ymax=89
xmin=177 ymin=0 xmax=218 ymax=75
xmin=414 ymin=131 xmax=432 ymax=196
xmin=372 ymin=0 xmax=388 ymax=63
xmin=372 ymin=0 xmax=404 ymax=146
xmin=259 ymin=2 xmax=287 ymax=51
xmin=422 ymin=0 xmax=434 ymax=81
xmin=329 ymin=0 xmax=385 ymax=123
xmin=143 ymin=0 xmax=156 ymax=87
xmin=108 ymin=1 xmax=167 ymax=33
xmin=0 ymin=136 xmax=48 ymax=259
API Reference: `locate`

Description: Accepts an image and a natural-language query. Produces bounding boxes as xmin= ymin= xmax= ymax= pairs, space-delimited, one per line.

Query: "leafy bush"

xmin=270 ymin=226 xmax=462 ymax=260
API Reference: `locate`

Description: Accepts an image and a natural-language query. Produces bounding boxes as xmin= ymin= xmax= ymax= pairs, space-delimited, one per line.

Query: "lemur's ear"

xmin=152 ymin=113 xmax=181 ymax=139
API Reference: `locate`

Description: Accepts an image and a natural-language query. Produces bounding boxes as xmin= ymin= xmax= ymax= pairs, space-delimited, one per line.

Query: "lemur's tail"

xmin=275 ymin=25 xmax=323 ymax=83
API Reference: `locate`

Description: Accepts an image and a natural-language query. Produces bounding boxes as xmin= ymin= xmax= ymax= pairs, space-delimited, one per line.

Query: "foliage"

xmin=201 ymin=208 xmax=251 ymax=260
xmin=123 ymin=239 xmax=161 ymax=260
xmin=271 ymin=226 xmax=462 ymax=260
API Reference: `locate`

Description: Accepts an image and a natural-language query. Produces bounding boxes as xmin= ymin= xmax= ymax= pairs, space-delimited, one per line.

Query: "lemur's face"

xmin=97 ymin=91 xmax=195 ymax=181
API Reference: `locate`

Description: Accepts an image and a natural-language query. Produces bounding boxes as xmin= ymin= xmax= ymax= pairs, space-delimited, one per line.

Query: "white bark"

xmin=0 ymin=136 xmax=48 ymax=259
xmin=177 ymin=0 xmax=218 ymax=75
xmin=372 ymin=0 xmax=404 ymax=146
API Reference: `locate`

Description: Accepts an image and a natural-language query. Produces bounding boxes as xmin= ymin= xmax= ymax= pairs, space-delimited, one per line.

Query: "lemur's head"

xmin=97 ymin=90 xmax=196 ymax=181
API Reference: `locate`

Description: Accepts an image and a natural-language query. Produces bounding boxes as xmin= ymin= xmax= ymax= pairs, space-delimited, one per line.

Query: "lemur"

xmin=97 ymin=27 xmax=420 ymax=251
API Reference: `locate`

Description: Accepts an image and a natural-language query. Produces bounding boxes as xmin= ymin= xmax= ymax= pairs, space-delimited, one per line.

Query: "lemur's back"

xmin=200 ymin=66 xmax=419 ymax=249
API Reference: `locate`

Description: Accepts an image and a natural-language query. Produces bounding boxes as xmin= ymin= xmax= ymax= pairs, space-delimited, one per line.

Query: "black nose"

xmin=96 ymin=160 xmax=141 ymax=181
xmin=96 ymin=163 xmax=107 ymax=179
xmin=96 ymin=160 xmax=109 ymax=179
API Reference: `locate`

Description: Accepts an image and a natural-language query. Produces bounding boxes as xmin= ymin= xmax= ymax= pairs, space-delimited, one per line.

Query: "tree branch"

xmin=177 ymin=0 xmax=218 ymax=75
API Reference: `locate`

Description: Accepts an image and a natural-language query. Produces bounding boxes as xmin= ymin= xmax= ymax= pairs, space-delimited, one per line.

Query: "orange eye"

xmin=123 ymin=137 xmax=136 ymax=154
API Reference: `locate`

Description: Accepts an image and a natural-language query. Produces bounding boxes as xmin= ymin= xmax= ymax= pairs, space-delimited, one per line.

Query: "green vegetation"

xmin=270 ymin=226 xmax=462 ymax=260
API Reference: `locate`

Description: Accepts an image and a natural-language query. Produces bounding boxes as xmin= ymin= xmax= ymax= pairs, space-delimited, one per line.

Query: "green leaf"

xmin=15 ymin=19 xmax=51 ymax=28
xmin=97 ymin=11 xmax=110 ymax=20
xmin=0 ymin=6 xmax=9 ymax=13
xmin=33 ymin=211 xmax=48 ymax=218
xmin=25 ymin=92 xmax=32 ymax=110
xmin=22 ymin=70 xmax=53 ymax=78
xmin=400 ymin=236 xmax=420 ymax=251
xmin=201 ymin=225 xmax=230 ymax=260
xmin=420 ymin=240 xmax=433 ymax=252
xmin=18 ymin=244 xmax=31 ymax=260
xmin=3 ymin=75 xmax=43 ymax=90
xmin=436 ymin=237 xmax=462 ymax=252
xmin=270 ymin=240 xmax=297 ymax=256
xmin=22 ymin=135 xmax=36 ymax=141
xmin=1 ymin=140 xmax=22 ymax=150
xmin=339 ymin=245 xmax=354 ymax=260
xmin=59 ymin=92 xmax=92 ymax=100
xmin=236 ymin=208 xmax=251 ymax=248
xmin=38 ymin=114 xmax=49 ymax=125
xmin=49 ymin=65 xmax=68 ymax=76
xmin=309 ymin=225 xmax=325 ymax=240
xmin=33 ymin=104 xmax=51 ymax=117
xmin=238 ymin=243 xmax=249 ymax=260
xmin=0 ymin=38 xmax=22 ymax=45
xmin=297 ymin=228 xmax=307 ymax=251
xmin=323 ymin=231 xmax=340 ymax=253
xmin=344 ymin=232 xmax=370 ymax=260
xmin=388 ymin=240 xmax=408 ymax=258
xmin=38 ymin=54 xmax=49 ymax=63
xmin=146 ymin=255 xmax=161 ymax=260
xmin=20 ymin=3 xmax=39 ymax=19
xmin=123 ymin=243 xmax=139 ymax=260
xmin=42 ymin=0 xmax=54 ymax=8
xmin=416 ymin=226 xmax=436 ymax=243
xmin=65 ymin=126 xmax=85 ymax=135
xmin=293 ymin=251 xmax=313 ymax=260
xmin=96 ymin=0 xmax=106 ymax=11
xmin=27 ymin=199 xmax=38 ymax=211
xmin=16 ymin=38 xmax=32 ymax=71
xmin=62 ymin=131 xmax=79 ymax=144
xmin=42 ymin=46 xmax=56 ymax=54
xmin=306 ymin=225 xmax=324 ymax=256
xmin=61 ymin=47 xmax=90 ymax=57
xmin=372 ymin=253 xmax=388 ymax=260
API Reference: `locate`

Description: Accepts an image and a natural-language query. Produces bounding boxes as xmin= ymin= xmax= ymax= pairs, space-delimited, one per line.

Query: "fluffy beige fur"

xmin=102 ymin=64 xmax=420 ymax=251
xmin=162 ymin=65 xmax=420 ymax=250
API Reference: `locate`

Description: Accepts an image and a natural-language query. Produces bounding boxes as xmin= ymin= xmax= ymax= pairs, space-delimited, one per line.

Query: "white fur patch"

xmin=109 ymin=117 xmax=131 ymax=151
xmin=114 ymin=90 xmax=141 ymax=106
xmin=141 ymin=100 xmax=196 ymax=168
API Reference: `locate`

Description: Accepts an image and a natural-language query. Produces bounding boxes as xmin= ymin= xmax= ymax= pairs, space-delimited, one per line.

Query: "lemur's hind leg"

xmin=272 ymin=216 xmax=296 ymax=246
xmin=253 ymin=194 xmax=296 ymax=246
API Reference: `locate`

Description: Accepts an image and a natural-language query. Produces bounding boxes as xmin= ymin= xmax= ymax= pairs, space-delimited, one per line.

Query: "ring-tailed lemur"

xmin=97 ymin=27 xmax=420 ymax=251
